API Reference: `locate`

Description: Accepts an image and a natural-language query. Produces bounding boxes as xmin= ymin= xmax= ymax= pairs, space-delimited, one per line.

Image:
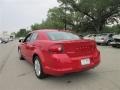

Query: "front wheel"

xmin=34 ymin=56 xmax=46 ymax=79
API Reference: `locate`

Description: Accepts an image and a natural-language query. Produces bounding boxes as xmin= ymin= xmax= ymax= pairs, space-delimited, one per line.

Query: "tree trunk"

xmin=94 ymin=22 xmax=104 ymax=34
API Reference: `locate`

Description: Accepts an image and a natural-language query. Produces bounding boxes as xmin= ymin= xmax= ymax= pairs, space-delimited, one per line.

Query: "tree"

xmin=31 ymin=7 xmax=65 ymax=31
xmin=47 ymin=6 xmax=83 ymax=31
xmin=31 ymin=23 xmax=42 ymax=30
xmin=16 ymin=29 xmax=28 ymax=37
xmin=58 ymin=0 xmax=120 ymax=33
xmin=103 ymin=24 xmax=120 ymax=33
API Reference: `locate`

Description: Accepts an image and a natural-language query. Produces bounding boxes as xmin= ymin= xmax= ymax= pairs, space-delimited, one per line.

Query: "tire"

xmin=97 ymin=43 xmax=101 ymax=45
xmin=107 ymin=41 xmax=111 ymax=46
xmin=112 ymin=45 xmax=117 ymax=48
xmin=18 ymin=48 xmax=24 ymax=60
xmin=116 ymin=45 xmax=120 ymax=48
xmin=99 ymin=43 xmax=105 ymax=46
xmin=33 ymin=56 xmax=46 ymax=79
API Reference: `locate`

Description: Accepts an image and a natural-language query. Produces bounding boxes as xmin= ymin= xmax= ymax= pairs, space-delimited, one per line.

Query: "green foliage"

xmin=58 ymin=0 xmax=120 ymax=33
xmin=31 ymin=23 xmax=42 ymax=30
xmin=30 ymin=0 xmax=120 ymax=33
xmin=102 ymin=25 xmax=120 ymax=34
xmin=10 ymin=32 xmax=16 ymax=36
xmin=16 ymin=29 xmax=30 ymax=37
xmin=31 ymin=7 xmax=65 ymax=30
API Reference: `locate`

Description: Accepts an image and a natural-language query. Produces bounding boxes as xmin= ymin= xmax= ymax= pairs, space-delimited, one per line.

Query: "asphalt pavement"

xmin=0 ymin=40 xmax=120 ymax=90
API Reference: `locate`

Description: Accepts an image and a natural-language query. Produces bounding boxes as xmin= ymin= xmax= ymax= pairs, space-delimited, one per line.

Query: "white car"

xmin=95 ymin=33 xmax=114 ymax=45
xmin=0 ymin=37 xmax=9 ymax=43
xmin=84 ymin=34 xmax=96 ymax=40
xmin=110 ymin=34 xmax=120 ymax=48
xmin=0 ymin=39 xmax=2 ymax=43
xmin=9 ymin=38 xmax=13 ymax=41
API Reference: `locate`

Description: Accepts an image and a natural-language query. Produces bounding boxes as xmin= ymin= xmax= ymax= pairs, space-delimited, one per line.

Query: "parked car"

xmin=110 ymin=34 xmax=120 ymax=48
xmin=18 ymin=30 xmax=100 ymax=79
xmin=1 ymin=38 xmax=9 ymax=43
xmin=9 ymin=36 xmax=14 ymax=41
xmin=9 ymin=38 xmax=13 ymax=41
xmin=0 ymin=38 xmax=2 ymax=43
xmin=95 ymin=33 xmax=114 ymax=45
xmin=84 ymin=34 xmax=96 ymax=40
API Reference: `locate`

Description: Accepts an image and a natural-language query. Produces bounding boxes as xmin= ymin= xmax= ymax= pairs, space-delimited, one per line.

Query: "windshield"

xmin=47 ymin=32 xmax=80 ymax=41
xmin=96 ymin=34 xmax=107 ymax=36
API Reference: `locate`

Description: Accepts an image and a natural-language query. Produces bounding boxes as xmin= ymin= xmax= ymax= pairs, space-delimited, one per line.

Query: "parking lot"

xmin=0 ymin=40 xmax=120 ymax=90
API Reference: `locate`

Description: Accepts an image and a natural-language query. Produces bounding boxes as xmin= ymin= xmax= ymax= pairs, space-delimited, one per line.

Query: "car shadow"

xmin=43 ymin=70 xmax=99 ymax=84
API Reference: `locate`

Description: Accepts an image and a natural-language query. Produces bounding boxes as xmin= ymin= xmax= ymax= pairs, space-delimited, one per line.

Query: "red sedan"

xmin=18 ymin=30 xmax=100 ymax=79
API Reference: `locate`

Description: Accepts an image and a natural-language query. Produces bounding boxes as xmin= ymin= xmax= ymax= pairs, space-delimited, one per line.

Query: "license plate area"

xmin=81 ymin=58 xmax=90 ymax=65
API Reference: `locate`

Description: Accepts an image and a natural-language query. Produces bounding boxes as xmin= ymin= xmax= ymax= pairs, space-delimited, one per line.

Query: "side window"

xmin=23 ymin=33 xmax=32 ymax=42
xmin=30 ymin=33 xmax=38 ymax=42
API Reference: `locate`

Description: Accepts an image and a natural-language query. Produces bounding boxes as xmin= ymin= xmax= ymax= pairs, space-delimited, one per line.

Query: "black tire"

xmin=107 ymin=41 xmax=111 ymax=46
xmin=97 ymin=43 xmax=101 ymax=45
xmin=116 ymin=45 xmax=120 ymax=48
xmin=100 ymin=43 xmax=105 ymax=46
xmin=112 ymin=45 xmax=120 ymax=48
xmin=33 ymin=56 xmax=46 ymax=79
xmin=112 ymin=45 xmax=117 ymax=48
xmin=18 ymin=48 xmax=24 ymax=60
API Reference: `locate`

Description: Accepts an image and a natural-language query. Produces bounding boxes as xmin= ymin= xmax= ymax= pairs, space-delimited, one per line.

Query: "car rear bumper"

xmin=43 ymin=51 xmax=100 ymax=76
xmin=96 ymin=40 xmax=106 ymax=44
xmin=45 ymin=61 xmax=100 ymax=76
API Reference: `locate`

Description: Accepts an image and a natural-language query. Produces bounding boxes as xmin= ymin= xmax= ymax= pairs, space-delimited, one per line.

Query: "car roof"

xmin=31 ymin=29 xmax=59 ymax=33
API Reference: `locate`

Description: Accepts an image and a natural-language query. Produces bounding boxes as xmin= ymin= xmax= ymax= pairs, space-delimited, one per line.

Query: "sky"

xmin=0 ymin=0 xmax=59 ymax=33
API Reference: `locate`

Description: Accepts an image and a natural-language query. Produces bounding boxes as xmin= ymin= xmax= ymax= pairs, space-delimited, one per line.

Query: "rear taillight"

xmin=48 ymin=44 xmax=63 ymax=53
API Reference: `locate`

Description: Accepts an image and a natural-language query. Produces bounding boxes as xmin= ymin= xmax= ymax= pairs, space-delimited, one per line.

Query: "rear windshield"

xmin=47 ymin=32 xmax=80 ymax=41
xmin=101 ymin=34 xmax=108 ymax=36
xmin=97 ymin=34 xmax=107 ymax=36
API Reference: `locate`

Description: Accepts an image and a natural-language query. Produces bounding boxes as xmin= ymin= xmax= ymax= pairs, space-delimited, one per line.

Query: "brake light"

xmin=49 ymin=44 xmax=63 ymax=53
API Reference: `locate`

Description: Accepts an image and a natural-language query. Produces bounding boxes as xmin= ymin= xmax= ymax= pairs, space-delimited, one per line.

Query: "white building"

xmin=0 ymin=31 xmax=2 ymax=38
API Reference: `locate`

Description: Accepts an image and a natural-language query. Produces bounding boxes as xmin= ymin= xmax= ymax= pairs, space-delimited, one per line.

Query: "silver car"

xmin=95 ymin=33 xmax=114 ymax=45
xmin=0 ymin=38 xmax=2 ymax=43
xmin=110 ymin=34 xmax=120 ymax=48
xmin=1 ymin=38 xmax=9 ymax=43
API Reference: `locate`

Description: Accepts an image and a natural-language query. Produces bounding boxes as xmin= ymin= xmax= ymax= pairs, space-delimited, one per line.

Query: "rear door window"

xmin=23 ymin=33 xmax=32 ymax=42
xmin=30 ymin=33 xmax=38 ymax=42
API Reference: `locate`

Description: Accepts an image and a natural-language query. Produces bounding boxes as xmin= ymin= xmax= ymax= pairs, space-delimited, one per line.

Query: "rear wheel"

xmin=116 ymin=45 xmax=120 ymax=48
xmin=112 ymin=45 xmax=116 ymax=48
xmin=18 ymin=49 xmax=24 ymax=60
xmin=34 ymin=56 xmax=46 ymax=79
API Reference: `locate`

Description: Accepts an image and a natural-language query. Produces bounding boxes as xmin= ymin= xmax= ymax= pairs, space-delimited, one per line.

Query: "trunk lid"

xmin=60 ymin=40 xmax=96 ymax=57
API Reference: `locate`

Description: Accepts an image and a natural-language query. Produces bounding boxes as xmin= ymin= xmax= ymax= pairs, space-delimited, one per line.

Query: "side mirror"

xmin=19 ymin=39 xmax=23 ymax=43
